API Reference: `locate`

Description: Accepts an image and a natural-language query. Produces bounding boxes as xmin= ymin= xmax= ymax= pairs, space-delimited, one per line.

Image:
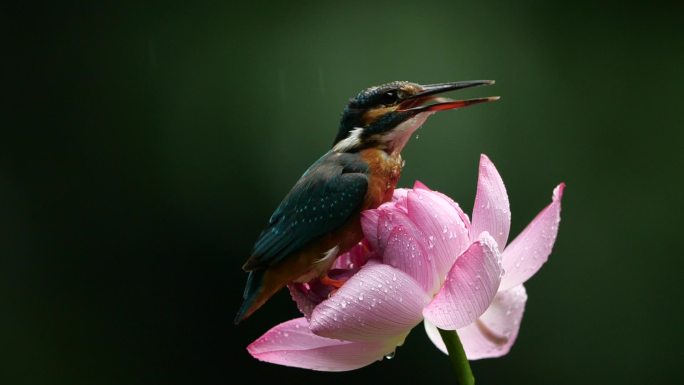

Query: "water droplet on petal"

xmin=385 ymin=351 xmax=396 ymax=360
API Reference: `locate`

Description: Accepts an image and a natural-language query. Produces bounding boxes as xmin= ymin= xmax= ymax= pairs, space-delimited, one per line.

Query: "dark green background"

xmin=3 ymin=1 xmax=682 ymax=384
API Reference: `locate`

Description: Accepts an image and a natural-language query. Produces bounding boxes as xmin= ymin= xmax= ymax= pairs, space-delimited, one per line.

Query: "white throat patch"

xmin=332 ymin=127 xmax=364 ymax=152
xmin=383 ymin=111 xmax=434 ymax=153
xmin=332 ymin=111 xmax=434 ymax=153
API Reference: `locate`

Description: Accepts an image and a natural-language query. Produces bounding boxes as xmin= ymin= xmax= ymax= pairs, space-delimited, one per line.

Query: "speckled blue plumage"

xmin=243 ymin=151 xmax=369 ymax=271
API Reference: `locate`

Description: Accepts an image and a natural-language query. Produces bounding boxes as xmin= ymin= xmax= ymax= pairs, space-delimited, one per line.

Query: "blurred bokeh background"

xmin=3 ymin=1 xmax=682 ymax=384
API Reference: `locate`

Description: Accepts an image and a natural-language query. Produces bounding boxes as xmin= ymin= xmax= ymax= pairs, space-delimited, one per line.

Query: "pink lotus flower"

xmin=247 ymin=155 xmax=564 ymax=371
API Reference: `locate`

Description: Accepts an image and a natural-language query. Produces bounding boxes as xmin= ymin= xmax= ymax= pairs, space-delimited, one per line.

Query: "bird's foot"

xmin=320 ymin=274 xmax=347 ymax=289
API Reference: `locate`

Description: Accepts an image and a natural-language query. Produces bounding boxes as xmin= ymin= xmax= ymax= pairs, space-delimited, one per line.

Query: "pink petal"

xmin=391 ymin=188 xmax=410 ymax=210
xmin=432 ymin=190 xmax=472 ymax=231
xmin=423 ymin=320 xmax=448 ymax=354
xmin=366 ymin=203 xmax=442 ymax=294
xmin=499 ymin=183 xmax=564 ymax=291
xmin=248 ymin=317 xmax=401 ymax=371
xmin=424 ymin=285 xmax=527 ymax=359
xmin=288 ymin=283 xmax=317 ymax=319
xmin=332 ymin=241 xmax=371 ymax=270
xmin=310 ymin=263 xmax=430 ymax=342
xmin=458 ymin=285 xmax=528 ymax=359
xmin=414 ymin=181 xmax=471 ymax=229
xmin=361 ymin=209 xmax=381 ymax=251
xmin=375 ymin=208 xmax=395 ymax=254
xmin=423 ymin=234 xmax=503 ymax=330
xmin=406 ymin=188 xmax=471 ymax=281
xmin=361 ymin=206 xmax=402 ymax=254
xmin=371 ymin=204 xmax=421 ymax=255
xmin=471 ymin=154 xmax=511 ymax=249
xmin=383 ymin=222 xmax=440 ymax=294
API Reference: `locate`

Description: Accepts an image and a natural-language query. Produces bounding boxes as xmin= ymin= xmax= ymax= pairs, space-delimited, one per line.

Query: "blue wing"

xmin=242 ymin=151 xmax=369 ymax=271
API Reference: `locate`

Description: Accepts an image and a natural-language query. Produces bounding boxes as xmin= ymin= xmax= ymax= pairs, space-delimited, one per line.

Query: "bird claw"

xmin=320 ymin=275 xmax=346 ymax=289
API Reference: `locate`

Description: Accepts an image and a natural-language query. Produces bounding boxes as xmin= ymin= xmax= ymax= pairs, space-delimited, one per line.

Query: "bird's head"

xmin=333 ymin=80 xmax=498 ymax=153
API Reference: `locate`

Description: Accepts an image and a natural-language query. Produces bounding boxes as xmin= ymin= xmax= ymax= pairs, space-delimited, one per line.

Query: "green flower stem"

xmin=438 ymin=328 xmax=475 ymax=385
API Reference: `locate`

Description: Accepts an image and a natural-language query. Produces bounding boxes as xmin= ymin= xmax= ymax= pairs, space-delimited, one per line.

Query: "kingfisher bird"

xmin=235 ymin=80 xmax=498 ymax=324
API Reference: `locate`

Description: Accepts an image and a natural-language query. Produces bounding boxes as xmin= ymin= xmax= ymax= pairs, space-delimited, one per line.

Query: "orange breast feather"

xmin=359 ymin=149 xmax=403 ymax=210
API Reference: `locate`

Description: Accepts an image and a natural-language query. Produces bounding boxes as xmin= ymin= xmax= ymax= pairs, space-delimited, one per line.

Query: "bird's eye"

xmin=379 ymin=91 xmax=398 ymax=105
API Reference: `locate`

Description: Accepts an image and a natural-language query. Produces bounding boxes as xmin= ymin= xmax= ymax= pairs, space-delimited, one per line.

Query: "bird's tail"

xmin=234 ymin=269 xmax=269 ymax=324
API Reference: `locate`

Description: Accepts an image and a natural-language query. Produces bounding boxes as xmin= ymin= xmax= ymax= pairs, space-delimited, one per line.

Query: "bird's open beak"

xmin=398 ymin=80 xmax=499 ymax=113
